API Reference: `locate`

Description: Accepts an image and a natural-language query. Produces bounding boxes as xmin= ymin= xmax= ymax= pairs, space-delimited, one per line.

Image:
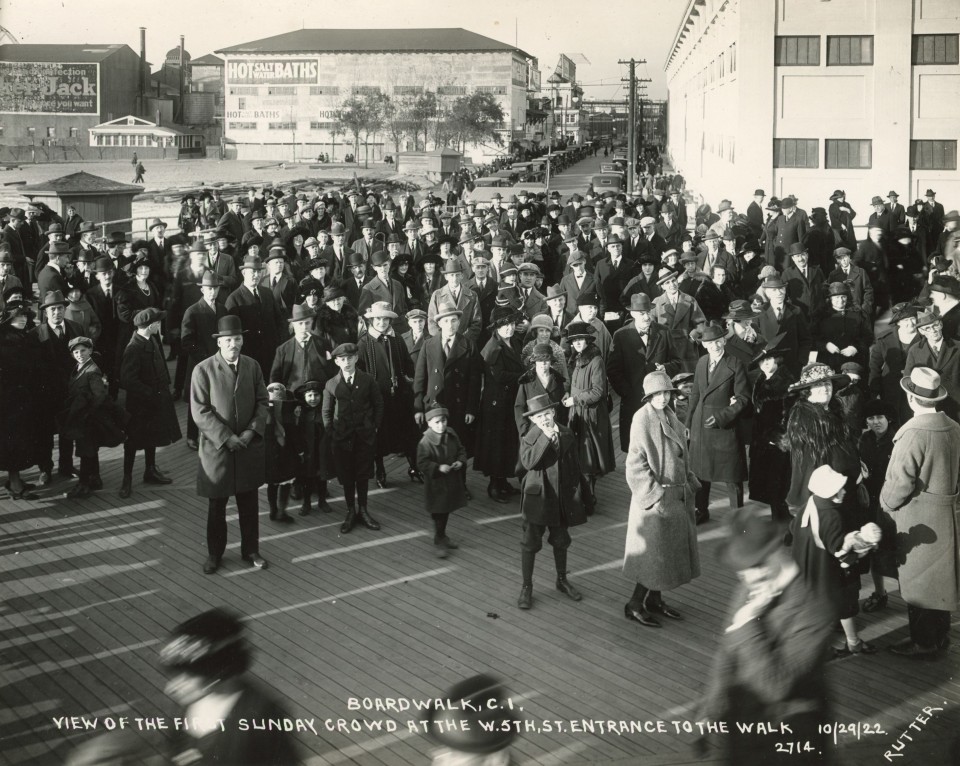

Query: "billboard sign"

xmin=226 ymin=59 xmax=318 ymax=85
xmin=0 ymin=62 xmax=99 ymax=114
xmin=554 ymin=54 xmax=576 ymax=84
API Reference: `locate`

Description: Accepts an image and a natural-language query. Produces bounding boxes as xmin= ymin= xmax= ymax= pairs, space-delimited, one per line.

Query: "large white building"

xmin=216 ymin=28 xmax=538 ymax=162
xmin=665 ymin=0 xmax=960 ymax=218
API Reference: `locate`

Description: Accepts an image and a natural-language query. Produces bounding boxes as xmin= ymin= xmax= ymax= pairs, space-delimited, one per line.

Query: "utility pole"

xmin=619 ymin=59 xmax=650 ymax=194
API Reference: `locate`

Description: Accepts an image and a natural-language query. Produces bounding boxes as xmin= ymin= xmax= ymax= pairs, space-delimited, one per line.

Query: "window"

xmin=730 ymin=43 xmax=737 ymax=74
xmin=267 ymin=86 xmax=295 ymax=96
xmin=228 ymin=122 xmax=257 ymax=130
xmin=268 ymin=122 xmax=295 ymax=130
xmin=912 ymin=34 xmax=960 ymax=65
xmin=229 ymin=87 xmax=259 ymax=96
xmin=309 ymin=121 xmax=336 ymax=130
xmin=308 ymin=86 xmax=339 ymax=96
xmin=827 ymin=36 xmax=874 ymax=65
xmin=911 ymin=140 xmax=958 ymax=170
xmin=476 ymin=85 xmax=507 ymax=95
xmin=27 ymin=126 xmax=35 ymax=137
xmin=775 ymin=36 xmax=820 ymax=66
xmin=774 ymin=138 xmax=819 ymax=168
xmin=46 ymin=127 xmax=55 ymax=138
xmin=438 ymin=85 xmax=467 ymax=96
xmin=826 ymin=139 xmax=872 ymax=168
xmin=394 ymin=85 xmax=423 ymax=95
xmin=69 ymin=127 xmax=78 ymax=138
xmin=237 ymin=98 xmax=246 ymax=110
xmin=352 ymin=86 xmax=380 ymax=95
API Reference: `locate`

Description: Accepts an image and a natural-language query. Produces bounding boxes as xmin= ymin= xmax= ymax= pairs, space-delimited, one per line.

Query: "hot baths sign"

xmin=227 ymin=59 xmax=318 ymax=85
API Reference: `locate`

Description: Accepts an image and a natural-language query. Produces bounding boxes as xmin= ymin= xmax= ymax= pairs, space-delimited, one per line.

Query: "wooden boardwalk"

xmin=1 ymin=382 xmax=958 ymax=766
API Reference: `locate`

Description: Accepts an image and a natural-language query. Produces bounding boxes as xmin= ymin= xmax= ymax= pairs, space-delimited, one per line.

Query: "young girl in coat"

xmin=295 ymin=379 xmax=333 ymax=516
xmin=416 ymin=406 xmax=467 ymax=558
xmin=562 ymin=321 xmax=615 ymax=515
xmin=264 ymin=383 xmax=299 ymax=523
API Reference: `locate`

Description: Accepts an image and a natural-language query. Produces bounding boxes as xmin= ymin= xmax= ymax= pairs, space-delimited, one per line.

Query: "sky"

xmin=1 ymin=0 xmax=686 ymax=101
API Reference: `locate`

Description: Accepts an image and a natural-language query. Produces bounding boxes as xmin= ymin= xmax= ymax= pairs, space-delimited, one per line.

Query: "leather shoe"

xmin=186 ymin=438 xmax=199 ymax=451
xmin=89 ymin=475 xmax=103 ymax=490
xmin=517 ymin=585 xmax=533 ymax=610
xmin=143 ymin=466 xmax=172 ymax=485
xmin=273 ymin=511 xmax=294 ymax=524
xmin=464 ymin=487 xmax=473 ymax=502
xmin=487 ymin=483 xmax=508 ymax=504
xmin=317 ymin=499 xmax=333 ymax=513
xmin=244 ymin=554 xmax=268 ymax=569
xmin=341 ymin=508 xmax=357 ymax=534
xmin=556 ymin=577 xmax=582 ymax=601
xmin=650 ymin=601 xmax=682 ymax=620
xmin=624 ymin=603 xmax=662 ymax=628
xmin=67 ymin=483 xmax=92 ymax=499
xmin=408 ymin=468 xmax=424 ymax=483
xmin=202 ymin=556 xmax=221 ymax=575
xmin=888 ymin=641 xmax=939 ymax=659
xmin=358 ymin=505 xmax=381 ymax=530
xmin=298 ymin=503 xmax=311 ymax=517
xmin=119 ymin=475 xmax=132 ymax=499
xmin=695 ymin=508 xmax=710 ymax=525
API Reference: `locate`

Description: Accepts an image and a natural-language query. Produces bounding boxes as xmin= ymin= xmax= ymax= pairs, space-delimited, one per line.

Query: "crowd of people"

xmin=3 ymin=163 xmax=960 ymax=687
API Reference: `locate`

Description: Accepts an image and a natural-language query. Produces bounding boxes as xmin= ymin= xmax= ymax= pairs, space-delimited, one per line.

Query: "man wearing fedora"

xmin=686 ymin=321 xmax=749 ymax=525
xmin=0 ymin=249 xmax=24 ymax=313
xmin=780 ymin=242 xmax=825 ymax=319
xmin=146 ymin=218 xmax=173 ymax=291
xmin=71 ymin=220 xmax=99 ymax=264
xmin=119 ymin=307 xmax=180 ymax=498
xmin=516 ymin=393 xmax=586 ymax=610
xmin=756 ymin=274 xmax=812 ymax=378
xmin=358 ymin=251 xmax=409 ymax=332
xmin=270 ymin=303 xmax=335 ymax=395
xmin=36 ymin=240 xmax=75 ymax=300
xmin=260 ymin=246 xmax=298 ymax=319
xmin=868 ymin=195 xmax=895 ymax=236
xmin=32 ymin=290 xmax=84 ymax=485
xmin=652 ymin=267 xmax=706 ymax=372
xmin=697 ymin=510 xmax=832 ymax=762
xmin=905 ymin=308 xmax=960 ymax=423
xmin=217 ymin=198 xmax=245 ymax=247
xmin=516 ymin=262 xmax=548 ymax=319
xmin=826 ymin=246 xmax=873 ymax=317
xmin=722 ymin=300 xmax=763 ymax=372
xmin=772 ymin=196 xmax=807 ymax=271
xmin=595 ymin=234 xmax=641 ymax=332
xmin=181 ymin=271 xmax=228 ymax=449
xmin=608 ymin=293 xmax=677 ymax=452
xmin=928 ymin=273 xmax=960 ymax=341
xmin=63 ymin=204 xmax=84 ymax=246
xmin=923 ymin=189 xmax=946 ymax=254
xmin=33 ymin=221 xmax=66 ymax=273
xmin=192 ymin=315 xmax=270 ymax=573
xmin=225 ymin=255 xmax=286 ymax=376
xmin=341 ymin=251 xmax=372 ymax=312
xmin=426 ymin=259 xmax=481 ymax=344
xmin=887 ymin=191 xmax=906 ymax=228
xmin=880 ymin=367 xmax=960 ymax=658
xmin=1 ymin=207 xmax=30 ymax=288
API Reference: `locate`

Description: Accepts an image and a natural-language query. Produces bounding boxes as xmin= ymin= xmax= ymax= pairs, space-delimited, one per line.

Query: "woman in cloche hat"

xmin=622 ymin=370 xmax=701 ymax=628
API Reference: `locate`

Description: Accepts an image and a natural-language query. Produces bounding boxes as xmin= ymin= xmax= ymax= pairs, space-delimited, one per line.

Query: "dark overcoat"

xmin=756 ymin=303 xmax=812 ymax=378
xmin=749 ymin=367 xmax=794 ymax=505
xmin=120 ymin=333 xmax=181 ymax=450
xmin=651 ymin=292 xmax=706 ymax=371
xmin=265 ymin=398 xmax=302 ymax=484
xmin=321 ymin=370 xmax=384 ymax=483
xmin=191 ymin=353 xmax=268 ymax=498
xmin=518 ymin=424 xmax=587 ymax=528
xmin=904 ymin=338 xmax=960 ymax=423
xmin=814 ymin=308 xmax=873 ymax=373
xmin=58 ymin=359 xmax=126 ymax=454
xmin=474 ymin=333 xmax=524 ymax=477
xmin=414 ymin=334 xmax=482 ymax=456
xmin=357 ymin=330 xmax=418 ymax=457
xmin=0 ymin=325 xmax=43 ymax=471
xmin=686 ymin=353 xmax=749 ymax=482
xmin=180 ymin=298 xmax=227 ymax=384
xmin=417 ymin=427 xmax=468 ymax=515
xmin=513 ymin=367 xmax=569 ymax=437
xmin=868 ymin=326 xmax=918 ymax=426
xmin=568 ymin=346 xmax=616 ymax=476
xmin=225 ymin=284 xmax=287 ymax=375
xmin=115 ymin=280 xmax=162 ymax=368
xmin=269 ymin=334 xmax=335 ymax=393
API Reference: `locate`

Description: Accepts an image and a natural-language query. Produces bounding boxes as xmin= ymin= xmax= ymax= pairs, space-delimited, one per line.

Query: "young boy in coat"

xmin=517 ymin=394 xmax=587 ymax=610
xmin=416 ymin=406 xmax=467 ymax=558
xmin=295 ymin=379 xmax=333 ymax=516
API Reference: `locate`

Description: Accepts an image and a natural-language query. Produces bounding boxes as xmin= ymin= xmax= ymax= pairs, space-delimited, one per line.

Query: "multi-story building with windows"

xmin=665 ymin=0 xmax=960 ymax=216
xmin=216 ymin=28 xmax=537 ymax=162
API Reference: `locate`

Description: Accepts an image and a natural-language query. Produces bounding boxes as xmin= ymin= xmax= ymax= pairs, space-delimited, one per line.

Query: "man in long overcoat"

xmin=225 ymin=254 xmax=286 ymax=376
xmin=904 ymin=310 xmax=960 ymax=423
xmin=517 ymin=395 xmax=587 ymax=610
xmin=191 ymin=315 xmax=269 ymax=575
xmin=756 ymin=275 xmax=812 ymax=377
xmin=881 ymin=367 xmax=960 ymax=658
xmin=181 ymin=272 xmax=227 ymax=448
xmin=686 ymin=323 xmax=749 ymax=524
xmin=651 ymin=269 xmax=706 ymax=372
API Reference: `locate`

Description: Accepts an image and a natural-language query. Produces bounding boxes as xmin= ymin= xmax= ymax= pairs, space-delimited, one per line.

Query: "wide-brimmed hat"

xmin=916 ymin=307 xmax=942 ymax=329
xmin=691 ymin=321 xmax=725 ymax=343
xmin=240 ymin=255 xmax=263 ymax=271
xmin=133 ymin=307 xmax=165 ymax=328
xmin=370 ymin=250 xmax=390 ymax=267
xmin=211 ymin=315 xmax=245 ymax=338
xmin=148 ymin=217 xmax=167 ymax=231
xmin=488 ymin=305 xmax=519 ymax=330
xmin=77 ymin=220 xmax=97 ymax=233
xmin=656 ymin=267 xmax=679 ymax=286
xmin=565 ymin=320 xmax=595 ymax=342
xmin=288 ymin=303 xmax=317 ymax=324
xmin=890 ymin=302 xmax=919 ymax=324
xmin=545 ymin=284 xmax=565 ymax=301
xmin=642 ymin=370 xmax=678 ymax=401
xmin=723 ymin=300 xmax=758 ymax=323
xmin=435 ymin=301 xmax=462 ymax=321
xmin=523 ymin=392 xmax=557 ymax=418
xmin=788 ymin=363 xmax=849 ymax=393
xmin=930 ymin=274 xmax=960 ymax=297
xmin=761 ymin=275 xmax=786 ymax=290
xmin=323 ymin=285 xmax=345 ymax=302
xmin=200 ymin=271 xmax=222 ymax=288
xmin=40 ymin=290 xmax=68 ymax=309
xmin=828 ymin=281 xmax=851 ymax=298
xmin=900 ymin=366 xmax=948 ymax=403
xmin=628 ymin=293 xmax=653 ymax=313
xmin=752 ymin=332 xmax=790 ymax=366
xmin=364 ymin=301 xmax=397 ymax=320
xmin=719 ymin=510 xmax=783 ymax=570
xmin=441 ymin=259 xmax=463 ymax=275
xmin=426 ymin=674 xmax=519 ymax=754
